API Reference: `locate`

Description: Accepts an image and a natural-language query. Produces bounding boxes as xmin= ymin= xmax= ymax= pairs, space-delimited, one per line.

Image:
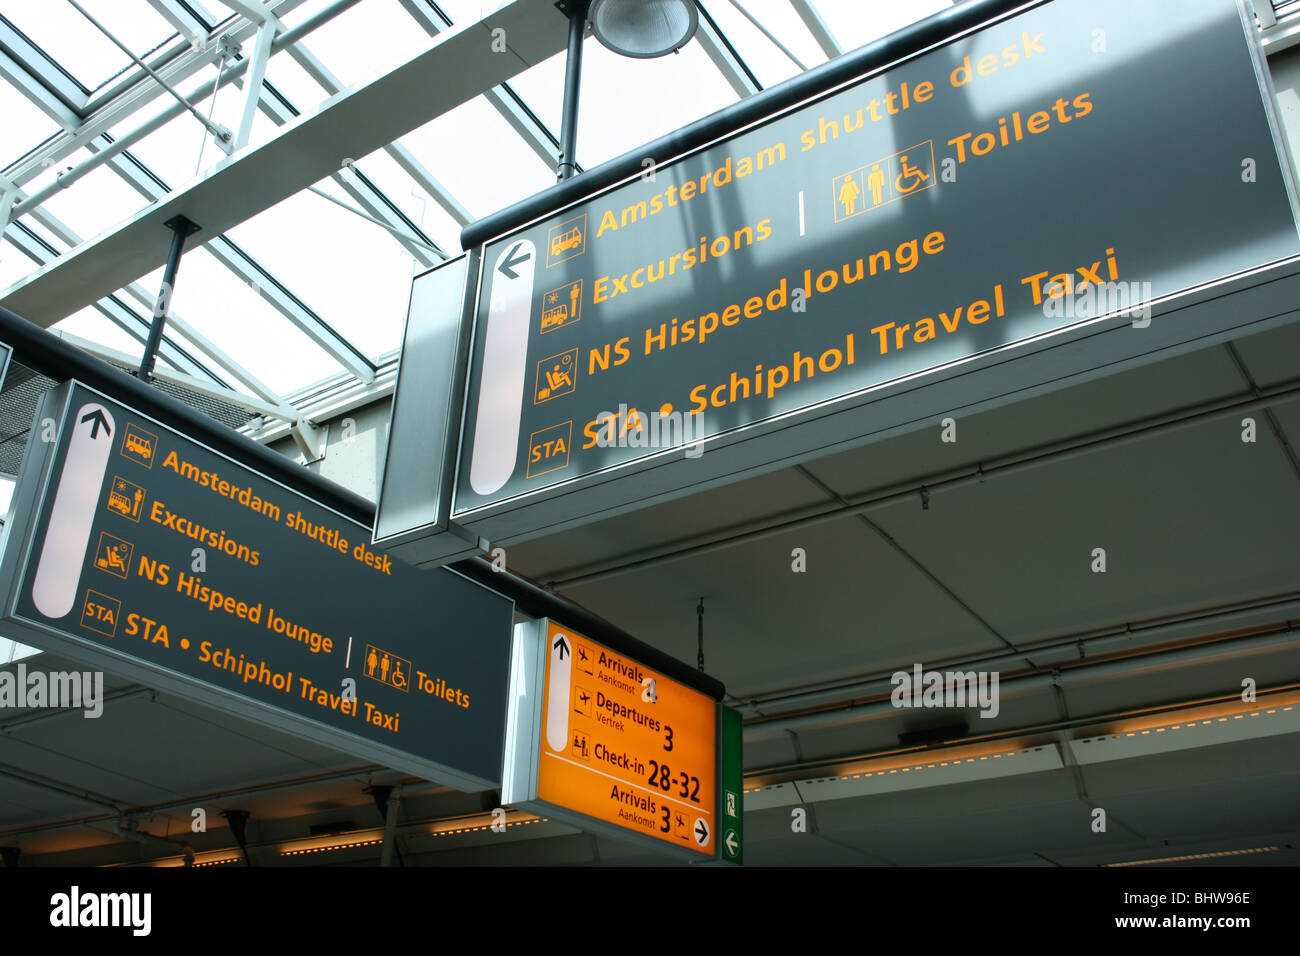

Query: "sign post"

xmin=502 ymin=618 xmax=720 ymax=858
xmin=0 ymin=381 xmax=516 ymax=791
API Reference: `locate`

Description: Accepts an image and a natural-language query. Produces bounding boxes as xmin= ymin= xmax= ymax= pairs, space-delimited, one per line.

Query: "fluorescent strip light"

xmin=1105 ymin=845 xmax=1282 ymax=866
xmin=745 ymin=743 xmax=1062 ymax=809
xmin=1073 ymin=697 xmax=1299 ymax=765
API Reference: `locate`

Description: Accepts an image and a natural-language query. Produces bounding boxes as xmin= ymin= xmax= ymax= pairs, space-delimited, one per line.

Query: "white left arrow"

xmin=469 ymin=239 xmax=536 ymax=496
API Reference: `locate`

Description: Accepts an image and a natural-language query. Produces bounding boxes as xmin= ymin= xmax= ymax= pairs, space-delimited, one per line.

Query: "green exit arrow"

xmin=720 ymin=705 xmax=743 ymax=864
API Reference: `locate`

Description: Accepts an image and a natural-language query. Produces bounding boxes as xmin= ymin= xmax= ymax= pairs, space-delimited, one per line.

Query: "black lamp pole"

xmin=138 ymin=214 xmax=200 ymax=381
xmin=555 ymin=0 xmax=590 ymax=181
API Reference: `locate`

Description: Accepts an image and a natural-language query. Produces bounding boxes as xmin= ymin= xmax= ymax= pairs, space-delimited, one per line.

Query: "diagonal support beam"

xmin=394 ymin=0 xmax=567 ymax=173
xmin=235 ymin=70 xmax=444 ymax=263
xmin=0 ymin=16 xmax=87 ymax=121
xmin=788 ymin=0 xmax=842 ymax=60
xmin=234 ymin=20 xmax=277 ymax=150
xmin=694 ymin=2 xmax=762 ymax=97
xmin=287 ymin=41 xmax=473 ymax=227
xmin=146 ymin=0 xmax=210 ymax=43
xmin=0 ymin=175 xmax=19 ymax=234
xmin=0 ymin=50 xmax=79 ymax=134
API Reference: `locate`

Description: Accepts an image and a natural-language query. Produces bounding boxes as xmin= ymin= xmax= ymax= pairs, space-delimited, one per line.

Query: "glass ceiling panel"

xmin=115 ymin=94 xmax=237 ymax=189
xmin=344 ymin=148 xmax=467 ymax=256
xmin=37 ymin=149 xmax=157 ymax=239
xmin=698 ymin=0 xmax=828 ymax=89
xmin=68 ymin=0 xmax=177 ymax=78
xmin=0 ymin=0 xmax=173 ymax=92
xmin=262 ymin=47 xmax=333 ymax=114
xmin=507 ymin=35 xmax=741 ymax=176
xmin=430 ymin=0 xmax=510 ymax=26
xmin=0 ymin=77 xmax=61 ymax=168
xmin=224 ymin=183 xmax=417 ymax=360
xmin=501 ymin=46 xmax=565 ymax=138
xmin=399 ymin=94 xmax=556 ymax=223
xmin=276 ymin=0 xmax=347 ymax=31
xmin=809 ymin=0 xmax=952 ymax=53
xmin=147 ymin=248 xmax=344 ymax=395
xmin=285 ymin=0 xmax=432 ymax=90
xmin=572 ymin=35 xmax=740 ymax=168
xmin=7 ymin=206 xmax=65 ymax=254
xmin=0 ymin=236 xmax=38 ymax=288
xmin=53 ymin=301 xmax=151 ymax=358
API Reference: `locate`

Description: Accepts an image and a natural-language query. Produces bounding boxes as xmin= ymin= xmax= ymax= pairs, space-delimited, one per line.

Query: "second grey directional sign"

xmin=0 ymin=381 xmax=516 ymax=791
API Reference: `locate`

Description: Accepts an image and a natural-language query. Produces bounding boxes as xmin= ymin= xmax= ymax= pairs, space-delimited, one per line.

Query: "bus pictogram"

xmin=121 ymin=423 xmax=158 ymax=468
xmin=546 ymin=214 xmax=587 ymax=267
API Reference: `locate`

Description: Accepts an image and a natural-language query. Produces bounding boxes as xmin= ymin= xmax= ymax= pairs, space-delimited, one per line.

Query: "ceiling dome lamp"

xmin=588 ymin=0 xmax=700 ymax=59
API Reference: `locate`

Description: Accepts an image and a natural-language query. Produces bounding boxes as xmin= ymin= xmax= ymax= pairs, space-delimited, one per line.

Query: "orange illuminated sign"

xmin=535 ymin=620 xmax=717 ymax=854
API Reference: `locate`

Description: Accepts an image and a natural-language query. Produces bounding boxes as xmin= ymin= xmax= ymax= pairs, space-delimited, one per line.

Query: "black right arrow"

xmin=498 ymin=242 xmax=531 ymax=279
xmin=553 ymin=636 xmax=570 ymax=660
xmin=80 ymin=409 xmax=111 ymax=440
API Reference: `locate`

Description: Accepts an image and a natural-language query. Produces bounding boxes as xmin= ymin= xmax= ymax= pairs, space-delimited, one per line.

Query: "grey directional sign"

xmin=0 ymin=381 xmax=515 ymax=791
xmin=448 ymin=0 xmax=1300 ymax=544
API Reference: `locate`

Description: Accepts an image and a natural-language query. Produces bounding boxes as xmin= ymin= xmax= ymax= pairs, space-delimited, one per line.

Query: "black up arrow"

xmin=498 ymin=242 xmax=531 ymax=279
xmin=80 ymin=409 xmax=112 ymax=440
xmin=553 ymin=636 xmax=570 ymax=660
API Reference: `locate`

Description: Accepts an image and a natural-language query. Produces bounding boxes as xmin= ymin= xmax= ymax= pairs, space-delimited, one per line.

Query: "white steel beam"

xmin=221 ymin=0 xmax=276 ymax=25
xmin=0 ymin=0 xmax=569 ymax=328
xmin=6 ymin=0 xmax=326 ymax=188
